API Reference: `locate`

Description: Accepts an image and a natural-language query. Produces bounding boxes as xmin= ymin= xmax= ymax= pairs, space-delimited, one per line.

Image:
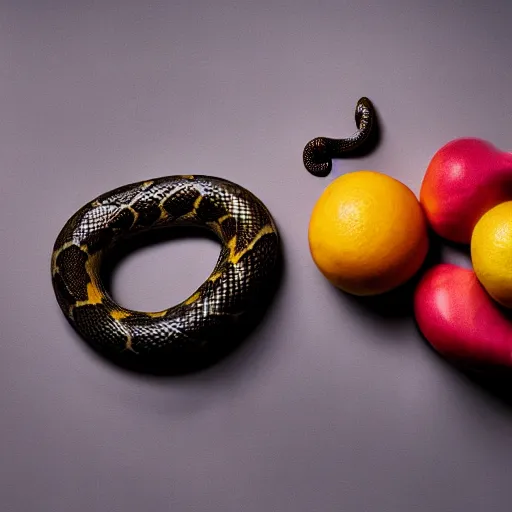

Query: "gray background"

xmin=2 ymin=0 xmax=512 ymax=510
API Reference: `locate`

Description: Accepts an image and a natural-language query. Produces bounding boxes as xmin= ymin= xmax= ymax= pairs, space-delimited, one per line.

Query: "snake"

xmin=51 ymin=175 xmax=280 ymax=367
xmin=302 ymin=97 xmax=376 ymax=177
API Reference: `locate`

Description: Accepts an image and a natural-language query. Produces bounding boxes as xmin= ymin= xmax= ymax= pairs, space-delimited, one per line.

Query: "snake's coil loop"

xmin=51 ymin=175 xmax=280 ymax=369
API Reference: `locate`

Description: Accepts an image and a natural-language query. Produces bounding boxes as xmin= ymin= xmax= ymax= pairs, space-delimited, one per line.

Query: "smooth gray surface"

xmin=2 ymin=1 xmax=512 ymax=510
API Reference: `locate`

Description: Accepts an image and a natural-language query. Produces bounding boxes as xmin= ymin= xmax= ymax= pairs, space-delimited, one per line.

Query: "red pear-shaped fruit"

xmin=420 ymin=138 xmax=512 ymax=244
xmin=414 ymin=264 xmax=512 ymax=368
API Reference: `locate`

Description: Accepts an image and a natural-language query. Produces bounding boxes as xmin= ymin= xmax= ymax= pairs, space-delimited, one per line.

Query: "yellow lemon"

xmin=471 ymin=201 xmax=512 ymax=308
xmin=308 ymin=170 xmax=429 ymax=296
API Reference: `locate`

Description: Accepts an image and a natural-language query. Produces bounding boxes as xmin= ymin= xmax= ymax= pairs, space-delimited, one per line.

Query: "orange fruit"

xmin=471 ymin=201 xmax=512 ymax=308
xmin=308 ymin=170 xmax=429 ymax=296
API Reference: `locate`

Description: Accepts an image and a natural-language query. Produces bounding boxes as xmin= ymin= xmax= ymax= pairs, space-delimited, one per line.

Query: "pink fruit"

xmin=414 ymin=264 xmax=512 ymax=368
xmin=420 ymin=138 xmax=512 ymax=244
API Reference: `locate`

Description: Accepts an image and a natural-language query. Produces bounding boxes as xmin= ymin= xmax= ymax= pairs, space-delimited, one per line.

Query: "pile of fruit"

xmin=308 ymin=137 xmax=512 ymax=369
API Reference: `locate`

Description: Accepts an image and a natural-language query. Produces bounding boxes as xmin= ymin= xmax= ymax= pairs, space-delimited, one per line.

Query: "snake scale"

xmin=51 ymin=175 xmax=280 ymax=365
xmin=303 ymin=97 xmax=376 ymax=177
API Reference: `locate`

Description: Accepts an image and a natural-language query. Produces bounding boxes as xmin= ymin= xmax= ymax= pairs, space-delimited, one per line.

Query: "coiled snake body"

xmin=51 ymin=175 xmax=279 ymax=365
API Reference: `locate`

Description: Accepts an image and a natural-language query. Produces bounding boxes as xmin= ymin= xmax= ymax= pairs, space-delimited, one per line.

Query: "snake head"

xmin=355 ymin=97 xmax=374 ymax=130
xmin=303 ymin=137 xmax=332 ymax=177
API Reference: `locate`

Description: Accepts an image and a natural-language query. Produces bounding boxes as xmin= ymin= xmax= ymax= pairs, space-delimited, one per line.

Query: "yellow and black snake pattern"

xmin=51 ymin=175 xmax=279 ymax=365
